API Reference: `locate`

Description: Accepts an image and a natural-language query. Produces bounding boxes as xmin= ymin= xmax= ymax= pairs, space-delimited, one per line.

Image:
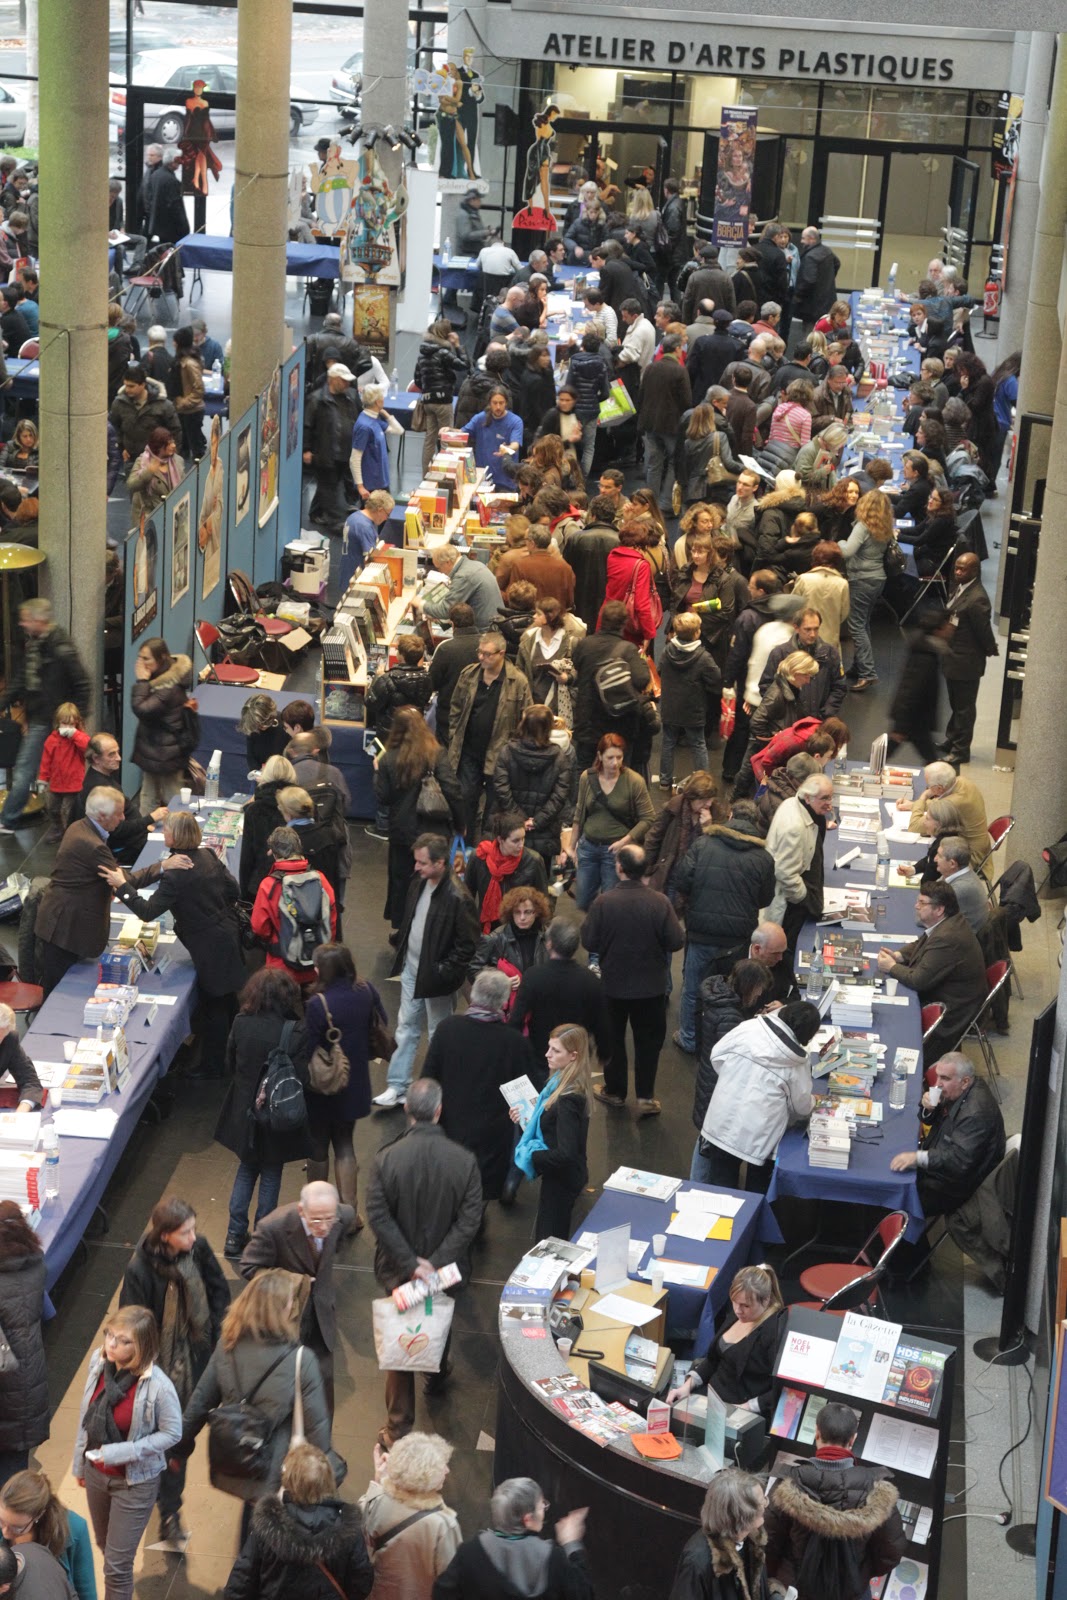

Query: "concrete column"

xmin=230 ymin=0 xmax=293 ymax=420
xmin=995 ymin=33 xmax=1052 ymax=363
xmin=360 ymin=0 xmax=410 ymax=363
xmin=1015 ymin=37 xmax=1067 ymax=421
xmin=37 ymin=0 xmax=108 ymax=716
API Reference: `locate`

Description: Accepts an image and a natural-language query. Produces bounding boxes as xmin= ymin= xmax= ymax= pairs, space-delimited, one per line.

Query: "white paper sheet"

xmin=53 ymin=1108 xmax=119 ymax=1141
xmin=592 ymin=1293 xmax=660 ymax=1327
xmin=666 ymin=1213 xmax=716 ymax=1242
xmin=861 ymin=1412 xmax=939 ymax=1477
xmin=675 ymin=1189 xmax=745 ymax=1217
xmin=137 ymin=994 xmax=178 ymax=1006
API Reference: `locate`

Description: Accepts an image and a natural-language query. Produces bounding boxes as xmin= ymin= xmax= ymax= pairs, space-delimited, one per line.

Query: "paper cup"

xmin=652 ymin=1233 xmax=667 ymax=1256
xmin=63 ymin=1040 xmax=76 ymax=1061
xmin=557 ymin=1337 xmax=573 ymax=1359
xmin=49 ymin=1086 xmax=62 ymax=1110
xmin=179 ymin=787 xmax=191 ymax=806
xmin=651 ymin=1264 xmax=665 ymax=1294
xmin=885 ymin=978 xmax=898 ymax=996
xmin=927 ymin=1085 xmax=943 ymax=1106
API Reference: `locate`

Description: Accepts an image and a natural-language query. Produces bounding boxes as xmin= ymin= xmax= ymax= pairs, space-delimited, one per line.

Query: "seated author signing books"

xmin=497 ymin=1204 xmax=954 ymax=1600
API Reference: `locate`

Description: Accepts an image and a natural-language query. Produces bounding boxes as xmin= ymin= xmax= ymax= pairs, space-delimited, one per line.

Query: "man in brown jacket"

xmin=498 ymin=524 xmax=575 ymax=610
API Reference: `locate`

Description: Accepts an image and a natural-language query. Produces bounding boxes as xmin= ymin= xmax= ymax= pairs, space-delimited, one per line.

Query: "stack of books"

xmin=0 ymin=1149 xmax=45 ymax=1208
xmin=808 ymin=1104 xmax=852 ymax=1168
xmin=831 ymin=986 xmax=875 ymax=1030
xmin=603 ymin=1168 xmax=681 ymax=1202
xmin=83 ymin=984 xmax=139 ymax=1029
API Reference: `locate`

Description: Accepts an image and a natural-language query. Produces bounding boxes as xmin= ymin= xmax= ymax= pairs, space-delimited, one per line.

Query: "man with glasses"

xmin=447 ymin=631 xmax=531 ymax=840
xmin=434 ymin=1476 xmax=591 ymax=1597
xmin=876 ymin=879 xmax=987 ymax=1064
xmin=239 ymin=1180 xmax=352 ymax=1414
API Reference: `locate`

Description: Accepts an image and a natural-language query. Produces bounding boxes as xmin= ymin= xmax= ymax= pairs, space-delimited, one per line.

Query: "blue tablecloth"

xmin=6 ymin=358 xmax=225 ymax=417
xmin=766 ymin=786 xmax=930 ymax=1240
xmin=193 ymin=681 xmax=375 ymax=818
xmin=572 ymin=1183 xmax=783 ymax=1358
xmin=177 ymin=233 xmax=343 ymax=279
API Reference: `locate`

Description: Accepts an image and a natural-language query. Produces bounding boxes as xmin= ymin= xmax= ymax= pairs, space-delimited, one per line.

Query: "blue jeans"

xmin=690 ymin=1136 xmax=713 ymax=1183
xmin=0 ymin=718 xmax=49 ymax=825
xmin=387 ymin=961 xmax=454 ymax=1093
xmin=846 ymin=576 xmax=885 ymax=681
xmin=678 ymin=939 xmax=730 ymax=1052
xmin=644 ymin=431 xmax=678 ymax=510
xmin=577 ymin=416 xmax=598 ymax=477
xmin=228 ymin=1160 xmax=282 ymax=1234
xmin=660 ymin=723 xmax=709 ymax=787
xmin=576 ymin=836 xmax=619 ymax=911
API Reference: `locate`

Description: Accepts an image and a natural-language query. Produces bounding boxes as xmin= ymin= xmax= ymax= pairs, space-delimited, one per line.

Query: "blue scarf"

xmin=514 ymin=1072 xmax=560 ymax=1181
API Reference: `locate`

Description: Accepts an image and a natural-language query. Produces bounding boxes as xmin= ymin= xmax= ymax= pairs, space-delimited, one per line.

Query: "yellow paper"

xmin=707 ymin=1217 xmax=733 ymax=1242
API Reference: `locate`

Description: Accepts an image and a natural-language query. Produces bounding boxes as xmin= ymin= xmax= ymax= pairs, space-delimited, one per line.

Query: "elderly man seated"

xmin=929 ymin=834 xmax=989 ymax=936
xmin=876 ymin=880 xmax=987 ymax=1063
xmin=899 ymin=759 xmax=991 ymax=877
xmin=890 ymin=1052 xmax=1005 ymax=1218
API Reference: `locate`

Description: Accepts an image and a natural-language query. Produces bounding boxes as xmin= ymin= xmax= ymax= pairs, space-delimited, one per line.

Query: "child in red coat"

xmin=38 ymin=701 xmax=89 ymax=839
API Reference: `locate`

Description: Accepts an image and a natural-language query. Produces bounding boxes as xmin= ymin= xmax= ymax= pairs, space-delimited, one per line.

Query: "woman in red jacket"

xmin=598 ymin=517 xmax=662 ymax=647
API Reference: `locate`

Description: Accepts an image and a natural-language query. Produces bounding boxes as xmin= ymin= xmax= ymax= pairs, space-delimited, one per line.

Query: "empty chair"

xmin=194 ymin=620 xmax=258 ymax=686
xmin=796 ymin=1210 xmax=908 ymax=1317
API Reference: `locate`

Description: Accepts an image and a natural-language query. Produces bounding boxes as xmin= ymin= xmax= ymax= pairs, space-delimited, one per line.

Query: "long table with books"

xmin=766 ymin=763 xmax=931 ymax=1239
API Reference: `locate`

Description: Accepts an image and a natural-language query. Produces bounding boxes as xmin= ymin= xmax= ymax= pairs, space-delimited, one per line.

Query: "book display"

xmin=770 ymin=1308 xmax=954 ymax=1595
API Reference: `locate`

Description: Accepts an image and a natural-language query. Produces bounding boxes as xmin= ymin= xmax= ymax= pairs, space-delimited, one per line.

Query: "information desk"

xmin=767 ymin=780 xmax=929 ymax=1239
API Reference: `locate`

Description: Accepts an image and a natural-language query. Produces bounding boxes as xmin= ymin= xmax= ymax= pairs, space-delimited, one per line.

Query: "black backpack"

xmin=254 ymin=1020 xmax=307 ymax=1133
xmin=206 ymin=1345 xmax=293 ymax=1486
xmin=594 ymin=644 xmax=640 ymax=717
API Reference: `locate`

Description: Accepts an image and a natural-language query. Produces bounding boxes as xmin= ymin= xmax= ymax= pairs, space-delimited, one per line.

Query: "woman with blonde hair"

xmin=72 ymin=1305 xmax=182 ymax=1600
xmin=0 ymin=1469 xmax=96 ymax=1600
xmin=511 ymin=1023 xmax=592 ymax=1238
xmin=239 ymin=754 xmax=298 ymax=899
xmin=178 ymin=1270 xmax=333 ymax=1535
xmin=224 ymin=1442 xmax=372 ymax=1600
xmin=374 ymin=705 xmax=463 ymax=928
xmin=676 ymin=403 xmax=742 ymax=510
xmin=840 ymin=488 xmax=896 ymax=691
xmin=732 ymin=651 xmax=820 ymax=799
xmin=626 ymin=182 xmax=660 ymax=246
xmin=666 ymin=1264 xmax=787 ymax=1416
xmin=360 ymin=1434 xmax=461 ymax=1599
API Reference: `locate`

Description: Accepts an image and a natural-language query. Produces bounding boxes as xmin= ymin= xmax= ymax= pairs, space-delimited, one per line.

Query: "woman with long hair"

xmin=214 ymin=968 xmax=311 ymax=1259
xmin=224 ymin=1442 xmax=373 ymax=1600
xmin=566 ymin=731 xmax=655 ymax=909
xmin=493 ymin=703 xmax=576 ymax=865
xmin=118 ymin=1198 xmax=230 ymax=1545
xmin=668 ymin=1467 xmax=769 ymax=1600
xmin=305 ymin=941 xmax=384 ymax=1232
xmin=511 ymin=1023 xmax=592 ymax=1238
xmin=374 ymin=706 xmax=463 ymax=929
xmin=767 ymin=379 xmax=814 ymax=452
xmin=237 ymin=693 xmax=290 ymax=771
xmin=675 ymin=403 xmax=743 ymax=510
xmin=840 ymin=488 xmax=895 ymax=691
xmin=527 ymin=433 xmax=568 ymax=490
xmin=732 ymin=651 xmax=819 ymax=799
xmin=178 ymin=1270 xmax=333 ymax=1539
xmin=911 ymin=484 xmax=959 ymax=577
xmin=129 ymin=634 xmax=195 ymax=809
xmin=626 ymin=182 xmax=660 ymax=246
xmin=515 ymin=598 xmax=578 ymax=722
xmin=666 ymin=1264 xmax=787 ymax=1417
xmin=0 ymin=1202 xmax=47 ymax=1490
xmin=954 ymin=351 xmax=999 ymax=481
xmin=73 ymin=1305 xmax=182 ymax=1600
xmin=813 ymin=474 xmax=861 ymax=542
xmin=600 ymin=517 xmax=661 ymax=646
xmin=989 ymin=350 xmax=1020 ymax=478
xmin=672 ymin=500 xmax=725 ymax=564
xmin=642 ymin=770 xmax=718 ymax=905
xmin=0 ymin=1469 xmax=96 ymax=1600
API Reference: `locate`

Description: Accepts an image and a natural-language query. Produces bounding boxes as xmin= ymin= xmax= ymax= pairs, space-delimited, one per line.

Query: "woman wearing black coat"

xmin=224 ymin=1443 xmax=373 ymax=1600
xmin=216 ymin=968 xmax=312 ymax=1258
xmin=304 ymin=943 xmax=382 ymax=1233
xmin=513 ymin=1023 xmax=592 ymax=1240
xmin=888 ymin=610 xmax=954 ymax=766
xmin=492 ymin=705 xmax=576 ymax=864
xmin=119 ymin=1196 xmax=230 ymax=1543
xmin=667 ymin=1264 xmax=788 ymax=1420
xmin=468 ymin=884 xmax=551 ymax=989
xmin=909 ymin=485 xmax=959 ymax=577
xmin=130 ymin=636 xmax=195 ymax=809
xmin=0 ymin=1202 xmax=48 ymax=1489
xmin=239 ymin=757 xmax=298 ymax=900
xmin=669 ymin=1469 xmax=770 ymax=1600
xmin=108 ymin=809 xmax=246 ymax=1077
xmin=373 ymin=708 xmax=464 ymax=929
xmin=955 ymin=353 xmax=999 ymax=480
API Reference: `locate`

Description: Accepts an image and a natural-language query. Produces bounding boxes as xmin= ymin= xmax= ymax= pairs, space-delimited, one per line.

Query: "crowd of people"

xmin=0 ymin=160 xmax=1029 ymax=1600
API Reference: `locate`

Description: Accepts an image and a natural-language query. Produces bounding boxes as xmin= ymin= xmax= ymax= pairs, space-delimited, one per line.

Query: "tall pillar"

xmin=995 ymin=33 xmax=1052 ymax=363
xmin=230 ymin=0 xmax=293 ymax=420
xmin=37 ymin=0 xmax=108 ymax=716
xmin=360 ymin=0 xmax=410 ymax=363
xmin=1015 ymin=38 xmax=1067 ymax=420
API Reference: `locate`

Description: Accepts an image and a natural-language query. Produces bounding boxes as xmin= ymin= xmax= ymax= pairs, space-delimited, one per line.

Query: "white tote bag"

xmin=372 ymin=1294 xmax=454 ymax=1373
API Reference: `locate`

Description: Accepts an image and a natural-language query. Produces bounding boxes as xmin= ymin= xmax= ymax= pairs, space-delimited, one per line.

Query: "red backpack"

xmin=751 ymin=717 xmax=822 ymax=785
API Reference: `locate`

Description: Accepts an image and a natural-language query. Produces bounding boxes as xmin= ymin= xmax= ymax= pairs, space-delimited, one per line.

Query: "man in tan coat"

xmin=901 ymin=760 xmax=992 ymax=878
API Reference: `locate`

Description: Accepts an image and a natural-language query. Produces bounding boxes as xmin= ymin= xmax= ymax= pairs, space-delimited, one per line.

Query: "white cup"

xmin=885 ymin=978 xmax=898 ymax=996
xmin=557 ymin=1337 xmax=573 ymax=1359
xmin=651 ymin=1264 xmax=665 ymax=1294
xmin=652 ymin=1233 xmax=667 ymax=1256
xmin=927 ymin=1085 xmax=943 ymax=1106
xmin=63 ymin=1040 xmax=75 ymax=1061
xmin=179 ymin=787 xmax=191 ymax=806
xmin=49 ymin=1085 xmax=62 ymax=1111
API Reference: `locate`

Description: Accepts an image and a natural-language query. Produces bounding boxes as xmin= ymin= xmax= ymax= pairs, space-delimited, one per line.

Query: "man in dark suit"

xmin=876 ymin=880 xmax=987 ymax=1063
xmin=70 ymin=732 xmax=168 ymax=863
xmin=366 ymin=1078 xmax=483 ymax=1446
xmin=239 ymin=1181 xmax=354 ymax=1413
xmin=890 ymin=1052 xmax=1005 ymax=1216
xmin=34 ymin=785 xmax=175 ymax=995
xmin=941 ymin=551 xmax=998 ymax=767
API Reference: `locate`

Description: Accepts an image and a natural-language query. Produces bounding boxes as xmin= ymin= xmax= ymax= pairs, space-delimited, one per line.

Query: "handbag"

xmin=884 ymin=537 xmax=907 ymax=578
xmin=308 ymin=995 xmax=350 ymax=1094
xmin=703 ymin=429 xmax=735 ymax=486
xmin=289 ymin=1346 xmax=348 ymax=1488
xmin=176 ymin=701 xmax=201 ymax=756
xmin=0 ymin=1313 xmax=18 ymax=1374
xmin=372 ymin=1292 xmax=455 ymax=1372
xmin=184 ymin=757 xmax=207 ymax=796
xmin=410 ymin=399 xmax=427 ymax=432
xmin=719 ymin=692 xmax=736 ymax=742
xmin=416 ymin=769 xmax=451 ymax=824
xmin=360 ymin=980 xmax=397 ymax=1061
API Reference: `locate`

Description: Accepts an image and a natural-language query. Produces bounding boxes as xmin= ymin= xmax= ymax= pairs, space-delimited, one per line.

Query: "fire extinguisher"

xmin=984 ymin=276 xmax=1001 ymax=320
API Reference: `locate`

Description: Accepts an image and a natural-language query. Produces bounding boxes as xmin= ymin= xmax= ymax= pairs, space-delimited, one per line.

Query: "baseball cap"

xmin=328 ymin=363 xmax=356 ymax=382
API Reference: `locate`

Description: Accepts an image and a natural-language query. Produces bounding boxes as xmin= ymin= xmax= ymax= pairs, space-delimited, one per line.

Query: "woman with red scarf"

xmin=464 ymin=809 xmax=548 ymax=933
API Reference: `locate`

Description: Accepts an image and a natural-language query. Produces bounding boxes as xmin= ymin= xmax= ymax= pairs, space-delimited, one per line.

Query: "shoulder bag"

xmin=883 ymin=537 xmax=907 ymax=578
xmin=206 ymin=1345 xmax=293 ymax=1486
xmin=0 ymin=1313 xmax=18 ymax=1374
xmin=359 ymin=979 xmax=397 ymax=1062
xmin=307 ymin=995 xmax=351 ymax=1095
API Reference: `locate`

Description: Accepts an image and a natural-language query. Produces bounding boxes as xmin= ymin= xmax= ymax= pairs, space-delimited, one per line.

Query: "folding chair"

xmin=797 ymin=1210 xmax=908 ymax=1316
xmin=974 ymin=815 xmax=1015 ymax=880
xmin=16 ymin=339 xmax=38 ymax=359
xmin=194 ymin=620 xmax=259 ymax=686
xmin=124 ymin=245 xmax=181 ymax=327
xmin=228 ymin=570 xmax=293 ymax=639
xmin=897 ymin=540 xmax=958 ymax=629
xmin=957 ymin=960 xmax=1012 ymax=1101
xmin=921 ymin=1001 xmax=946 ymax=1044
xmin=792 ymin=1264 xmax=890 ymax=1318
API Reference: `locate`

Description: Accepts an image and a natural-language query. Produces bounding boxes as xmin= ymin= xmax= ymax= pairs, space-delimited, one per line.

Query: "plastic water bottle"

xmin=211 ymin=358 xmax=222 ymax=379
xmin=807 ymin=940 xmax=825 ymax=1000
xmin=886 ymin=260 xmax=898 ymax=299
xmin=389 ymin=367 xmax=399 ymax=397
xmin=42 ymin=1123 xmax=60 ymax=1202
xmin=875 ymin=830 xmax=890 ymax=892
xmin=889 ymin=1067 xmax=907 ymax=1111
xmin=205 ymin=749 xmax=221 ymax=804
xmin=441 ymin=235 xmax=451 ymax=266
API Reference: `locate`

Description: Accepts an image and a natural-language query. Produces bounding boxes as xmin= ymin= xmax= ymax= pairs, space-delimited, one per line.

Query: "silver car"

xmin=110 ymin=49 xmax=320 ymax=144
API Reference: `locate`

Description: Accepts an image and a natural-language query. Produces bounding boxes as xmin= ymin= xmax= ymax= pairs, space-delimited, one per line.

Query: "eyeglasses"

xmin=0 ymin=1514 xmax=34 ymax=1537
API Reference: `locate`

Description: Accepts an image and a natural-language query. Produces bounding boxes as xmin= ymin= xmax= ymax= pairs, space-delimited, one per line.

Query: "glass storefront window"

xmin=869 ymin=87 xmax=969 ymax=144
xmin=821 ymin=85 xmax=872 ymax=139
xmin=737 ymin=77 xmax=818 ymax=137
xmin=778 ymin=139 xmax=813 ymax=231
xmin=551 ymin=65 xmax=679 ymax=122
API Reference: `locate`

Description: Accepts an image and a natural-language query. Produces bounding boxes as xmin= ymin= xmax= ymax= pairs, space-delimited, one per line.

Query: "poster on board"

xmin=351 ymin=281 xmax=391 ymax=360
xmin=171 ymin=490 xmax=191 ymax=606
xmin=198 ymin=414 xmax=226 ymax=599
xmin=131 ymin=511 xmax=160 ymax=642
xmin=286 ymin=363 xmax=301 ymax=458
xmin=258 ymin=368 xmax=281 ymax=526
xmin=340 ymin=146 xmax=407 ymax=287
xmin=712 ymin=106 xmax=757 ymax=248
xmin=312 ymin=144 xmax=359 ymax=239
xmin=234 ymin=417 xmax=253 ymax=527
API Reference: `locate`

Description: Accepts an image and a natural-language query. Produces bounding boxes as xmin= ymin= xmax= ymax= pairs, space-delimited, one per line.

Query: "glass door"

xmin=809 ymin=142 xmax=886 ymax=289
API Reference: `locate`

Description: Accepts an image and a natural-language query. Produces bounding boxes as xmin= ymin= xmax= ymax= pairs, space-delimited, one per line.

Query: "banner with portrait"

xmin=351 ymin=281 xmax=392 ymax=361
xmin=130 ymin=510 xmax=160 ymax=643
xmin=258 ymin=368 xmax=281 ymax=527
xmin=712 ymin=106 xmax=757 ymax=249
xmin=227 ymin=399 xmax=258 ymax=581
xmin=278 ymin=347 xmax=306 ymax=552
xmin=196 ymin=418 xmax=230 ymax=620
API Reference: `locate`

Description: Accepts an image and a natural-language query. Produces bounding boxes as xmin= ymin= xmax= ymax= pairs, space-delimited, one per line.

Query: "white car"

xmin=0 ymin=84 xmax=27 ymax=147
xmin=109 ymin=49 xmax=320 ymax=145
